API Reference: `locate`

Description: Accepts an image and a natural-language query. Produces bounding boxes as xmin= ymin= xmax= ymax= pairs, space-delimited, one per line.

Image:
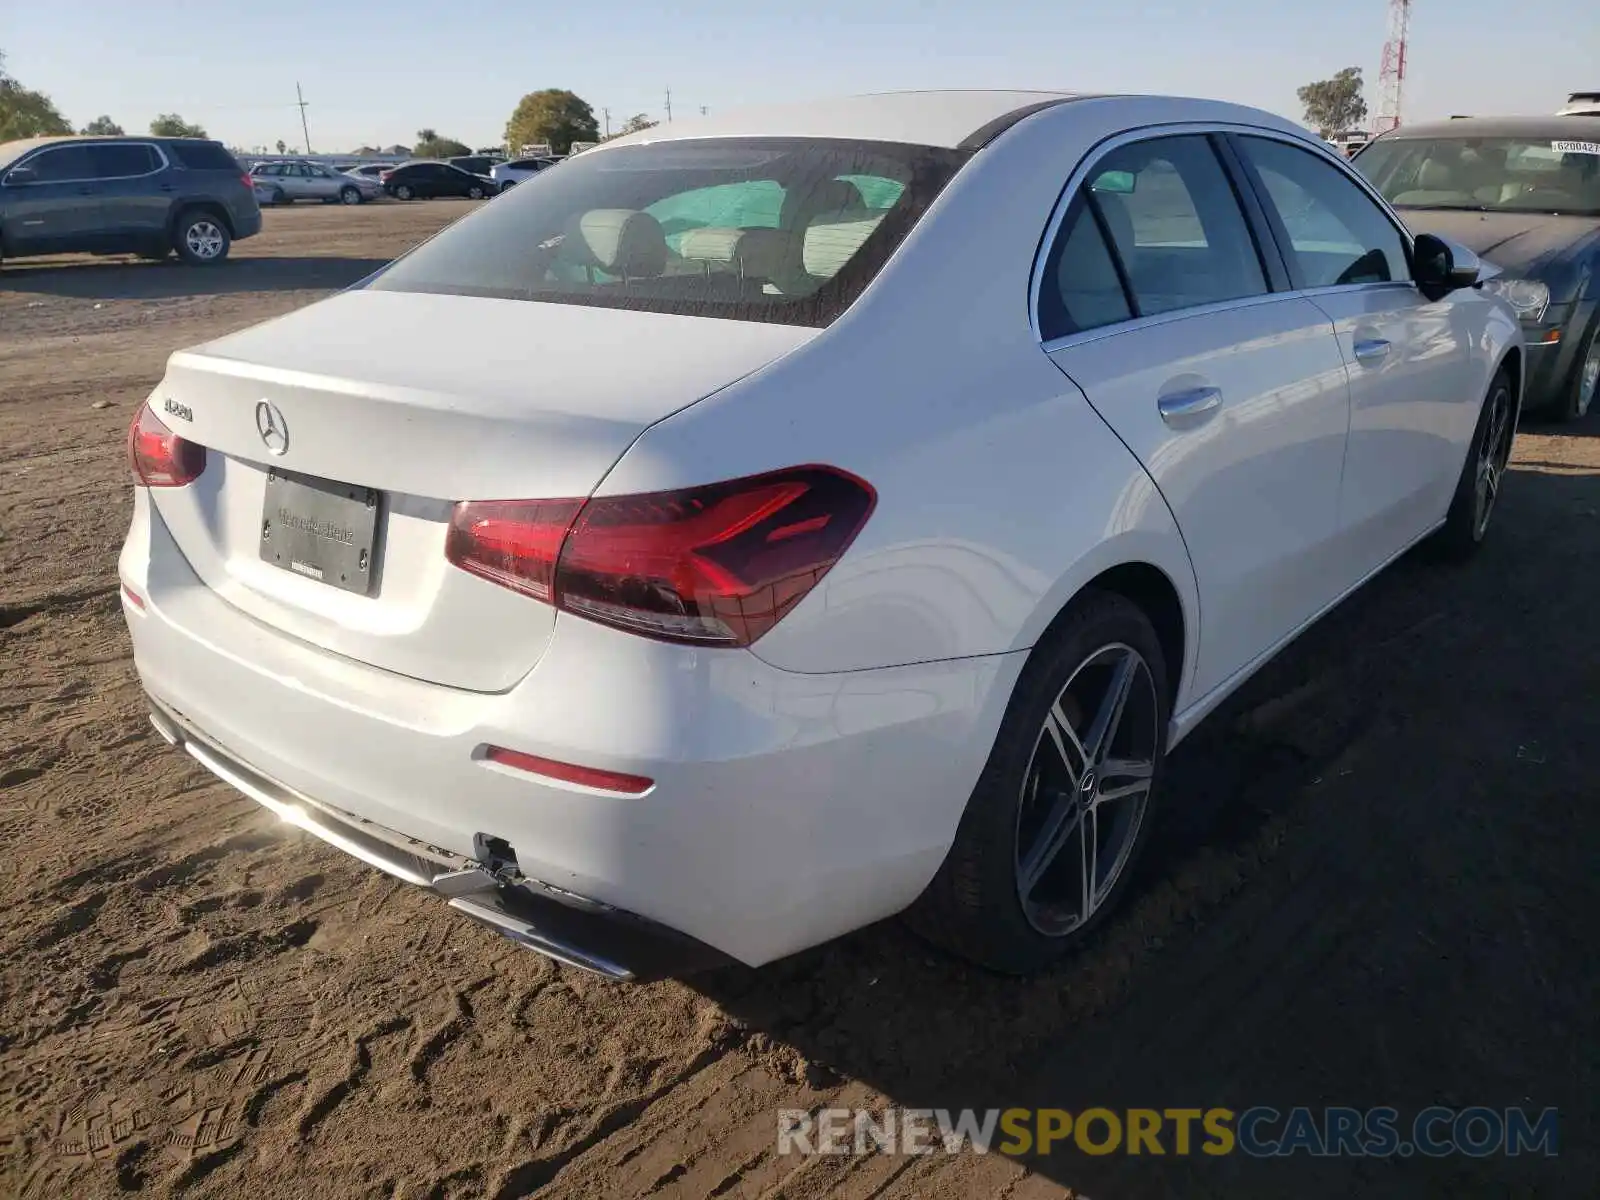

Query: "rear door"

xmin=88 ymin=142 xmax=168 ymax=243
xmin=1040 ymin=132 xmax=1354 ymax=700
xmin=1230 ymin=134 xmax=1477 ymax=572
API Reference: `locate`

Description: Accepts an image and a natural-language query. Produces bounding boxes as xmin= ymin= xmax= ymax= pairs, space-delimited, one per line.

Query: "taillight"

xmin=446 ymin=465 xmax=876 ymax=647
xmin=128 ymin=401 xmax=206 ymax=487
xmin=379 ymin=170 xmax=392 ymax=182
xmin=241 ymin=172 xmax=253 ymax=191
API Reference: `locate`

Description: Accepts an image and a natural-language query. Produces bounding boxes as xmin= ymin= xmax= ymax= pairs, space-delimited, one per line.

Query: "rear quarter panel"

xmin=599 ymin=97 xmax=1240 ymax=702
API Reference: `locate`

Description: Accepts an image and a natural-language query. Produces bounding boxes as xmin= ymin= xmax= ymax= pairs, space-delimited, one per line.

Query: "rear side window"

xmin=368 ymin=137 xmax=968 ymax=328
xmin=1085 ymin=135 xmax=1268 ymax=318
xmin=1039 ymin=196 xmax=1135 ymax=340
xmin=89 ymin=144 xmax=159 ymax=179
xmin=167 ymin=141 xmax=243 ymax=172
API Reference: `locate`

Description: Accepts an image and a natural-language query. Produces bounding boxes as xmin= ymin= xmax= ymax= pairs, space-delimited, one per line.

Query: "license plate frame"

xmin=260 ymin=467 xmax=381 ymax=596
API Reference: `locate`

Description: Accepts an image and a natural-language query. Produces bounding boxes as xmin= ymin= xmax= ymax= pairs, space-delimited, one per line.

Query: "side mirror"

xmin=3 ymin=164 xmax=38 ymax=186
xmin=1413 ymin=232 xmax=1482 ymax=300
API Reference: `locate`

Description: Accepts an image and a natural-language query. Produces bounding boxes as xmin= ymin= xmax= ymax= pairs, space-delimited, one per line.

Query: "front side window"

xmin=368 ymin=137 xmax=968 ymax=327
xmin=1354 ymin=134 xmax=1600 ymax=217
xmin=22 ymin=145 xmax=94 ymax=183
xmin=1238 ymin=136 xmax=1409 ymax=288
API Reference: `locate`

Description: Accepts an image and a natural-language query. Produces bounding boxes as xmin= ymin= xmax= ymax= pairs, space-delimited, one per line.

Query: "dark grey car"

xmin=0 ymin=135 xmax=262 ymax=267
xmin=1355 ymin=116 xmax=1600 ymax=421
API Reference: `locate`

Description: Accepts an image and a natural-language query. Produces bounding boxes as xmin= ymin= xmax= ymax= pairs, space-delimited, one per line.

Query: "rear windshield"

xmin=168 ymin=141 xmax=243 ymax=172
xmin=366 ymin=137 xmax=969 ymax=327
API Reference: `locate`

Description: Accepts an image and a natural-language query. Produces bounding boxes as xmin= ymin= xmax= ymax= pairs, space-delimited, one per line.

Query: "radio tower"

xmin=1373 ymin=0 xmax=1412 ymax=135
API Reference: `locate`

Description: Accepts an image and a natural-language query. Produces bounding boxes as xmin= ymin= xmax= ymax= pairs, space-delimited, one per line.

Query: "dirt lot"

xmin=2 ymin=201 xmax=1597 ymax=1199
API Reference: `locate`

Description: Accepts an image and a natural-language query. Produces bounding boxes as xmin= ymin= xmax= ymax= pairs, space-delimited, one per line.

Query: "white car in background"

xmin=490 ymin=155 xmax=561 ymax=189
xmin=121 ymin=91 xmax=1520 ymax=981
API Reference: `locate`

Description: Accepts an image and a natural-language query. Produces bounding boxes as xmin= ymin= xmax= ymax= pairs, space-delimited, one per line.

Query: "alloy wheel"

xmin=184 ymin=220 xmax=225 ymax=261
xmin=1014 ymin=643 xmax=1159 ymax=937
xmin=1580 ymin=333 xmax=1600 ymax=419
xmin=1474 ymin=384 xmax=1514 ymax=537
xmin=341 ymin=187 xmax=361 ymax=205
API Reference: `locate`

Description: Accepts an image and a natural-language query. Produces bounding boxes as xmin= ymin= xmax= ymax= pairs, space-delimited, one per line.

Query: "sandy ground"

xmin=1 ymin=202 xmax=1597 ymax=1199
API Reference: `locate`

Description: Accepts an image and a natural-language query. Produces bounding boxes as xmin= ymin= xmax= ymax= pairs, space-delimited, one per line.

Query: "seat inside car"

xmin=557 ymin=209 xmax=669 ymax=282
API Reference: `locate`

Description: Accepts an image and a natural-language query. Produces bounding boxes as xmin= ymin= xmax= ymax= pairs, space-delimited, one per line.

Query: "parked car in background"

xmin=120 ymin=91 xmax=1520 ymax=980
xmin=344 ymin=163 xmax=392 ymax=180
xmin=251 ymin=160 xmax=380 ymax=205
xmin=1558 ymin=91 xmax=1600 ymax=117
xmin=1355 ymin=115 xmax=1600 ymax=420
xmin=381 ymin=160 xmax=496 ymax=201
xmin=0 ymin=134 xmax=259 ymax=265
xmin=490 ymin=156 xmax=560 ymax=189
xmin=447 ymin=155 xmax=505 ymax=177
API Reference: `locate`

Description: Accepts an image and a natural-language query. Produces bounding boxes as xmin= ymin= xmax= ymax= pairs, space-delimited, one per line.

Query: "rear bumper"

xmin=232 ymin=204 xmax=263 ymax=239
xmin=120 ymin=491 xmax=1023 ymax=968
xmin=147 ymin=698 xmax=728 ymax=980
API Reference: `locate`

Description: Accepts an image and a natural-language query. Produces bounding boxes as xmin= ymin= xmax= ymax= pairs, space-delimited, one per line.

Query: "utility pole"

xmin=603 ymin=107 xmax=611 ymax=137
xmin=665 ymin=87 xmax=673 ymax=123
xmin=1373 ymin=0 xmax=1412 ymax=135
xmin=296 ymin=82 xmax=313 ymax=154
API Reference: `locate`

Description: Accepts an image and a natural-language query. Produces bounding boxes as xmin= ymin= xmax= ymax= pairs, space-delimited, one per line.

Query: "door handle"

xmin=1157 ymin=386 xmax=1223 ymax=425
xmin=1353 ymin=337 xmax=1391 ymax=365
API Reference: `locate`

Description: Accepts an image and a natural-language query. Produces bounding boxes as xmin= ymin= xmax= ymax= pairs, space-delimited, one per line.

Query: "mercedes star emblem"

xmin=255 ymin=400 xmax=289 ymax=455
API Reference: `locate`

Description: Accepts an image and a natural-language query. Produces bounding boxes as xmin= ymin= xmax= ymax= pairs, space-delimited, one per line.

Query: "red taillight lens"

xmin=484 ymin=746 xmax=653 ymax=795
xmin=379 ymin=170 xmax=392 ymax=182
xmin=128 ymin=402 xmax=206 ymax=487
xmin=241 ymin=172 xmax=253 ymax=191
xmin=445 ymin=465 xmax=876 ymax=647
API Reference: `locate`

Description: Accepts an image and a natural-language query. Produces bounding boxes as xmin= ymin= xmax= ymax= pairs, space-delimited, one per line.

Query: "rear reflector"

xmin=121 ymin=583 xmax=146 ymax=610
xmin=128 ymin=401 xmax=206 ymax=487
xmin=484 ymin=746 xmax=654 ymax=796
xmin=446 ymin=465 xmax=876 ymax=647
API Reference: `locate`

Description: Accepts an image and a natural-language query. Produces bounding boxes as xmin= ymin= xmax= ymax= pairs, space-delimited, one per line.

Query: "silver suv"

xmin=0 ymin=135 xmax=261 ymax=266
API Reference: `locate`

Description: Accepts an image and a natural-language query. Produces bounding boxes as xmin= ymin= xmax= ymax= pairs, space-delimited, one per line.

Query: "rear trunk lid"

xmin=147 ymin=289 xmax=816 ymax=691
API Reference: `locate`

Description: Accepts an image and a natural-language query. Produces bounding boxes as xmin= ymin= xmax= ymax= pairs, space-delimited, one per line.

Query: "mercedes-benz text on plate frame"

xmin=116 ymin=90 xmax=1523 ymax=981
xmin=255 ymin=400 xmax=288 ymax=455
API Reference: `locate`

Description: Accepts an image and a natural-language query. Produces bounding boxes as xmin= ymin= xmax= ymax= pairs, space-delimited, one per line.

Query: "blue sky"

xmin=7 ymin=0 xmax=1595 ymax=151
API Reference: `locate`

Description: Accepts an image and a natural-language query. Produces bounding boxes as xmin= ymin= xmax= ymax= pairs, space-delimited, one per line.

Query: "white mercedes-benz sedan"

xmin=120 ymin=91 xmax=1522 ymax=980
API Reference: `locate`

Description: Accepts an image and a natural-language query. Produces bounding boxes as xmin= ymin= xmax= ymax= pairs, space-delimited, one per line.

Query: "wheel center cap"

xmin=1079 ymin=769 xmax=1098 ymax=797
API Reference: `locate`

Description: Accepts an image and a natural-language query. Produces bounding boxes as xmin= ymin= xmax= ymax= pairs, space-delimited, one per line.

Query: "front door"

xmin=1230 ymin=134 xmax=1478 ymax=575
xmin=1040 ymin=133 xmax=1353 ymax=701
xmin=0 ymin=144 xmax=104 ymax=253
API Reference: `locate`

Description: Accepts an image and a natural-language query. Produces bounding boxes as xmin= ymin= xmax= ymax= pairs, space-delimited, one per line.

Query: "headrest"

xmin=559 ymin=209 xmax=667 ymax=278
xmin=801 ymin=215 xmax=884 ymax=278
xmin=677 ymin=227 xmax=788 ymax=281
xmin=780 ymin=178 xmax=869 ymax=228
xmin=1416 ymin=159 xmax=1456 ymax=191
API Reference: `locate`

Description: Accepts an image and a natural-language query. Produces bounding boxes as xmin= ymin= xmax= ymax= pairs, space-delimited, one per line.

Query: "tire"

xmin=1550 ymin=322 xmax=1600 ymax=423
xmin=394 ymin=184 xmax=414 ymax=201
xmin=906 ymin=589 xmax=1171 ymax=974
xmin=467 ymin=185 xmax=485 ymax=200
xmin=339 ymin=186 xmax=362 ymax=205
xmin=172 ymin=210 xmax=231 ymax=266
xmin=268 ymin=187 xmax=288 ymax=206
xmin=1429 ymin=367 xmax=1515 ymax=560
